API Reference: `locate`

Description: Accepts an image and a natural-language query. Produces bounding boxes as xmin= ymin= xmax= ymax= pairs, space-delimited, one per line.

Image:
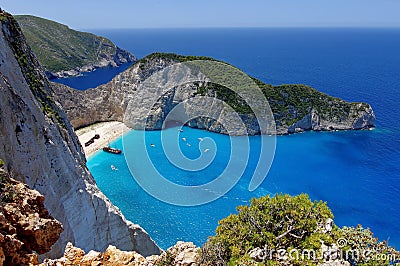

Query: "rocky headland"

xmin=15 ymin=15 xmax=136 ymax=79
xmin=52 ymin=53 xmax=375 ymax=135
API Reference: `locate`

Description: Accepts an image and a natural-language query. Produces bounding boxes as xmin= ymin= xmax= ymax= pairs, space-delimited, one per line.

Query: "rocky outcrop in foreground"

xmin=38 ymin=241 xmax=351 ymax=266
xmin=53 ymin=53 xmax=375 ymax=135
xmin=0 ymin=169 xmax=63 ymax=266
xmin=41 ymin=241 xmax=199 ymax=266
xmin=15 ymin=15 xmax=136 ymax=78
xmin=0 ymin=11 xmax=160 ymax=258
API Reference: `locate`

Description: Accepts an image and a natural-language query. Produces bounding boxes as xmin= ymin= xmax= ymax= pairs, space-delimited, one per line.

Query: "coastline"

xmin=47 ymin=60 xmax=134 ymax=79
xmin=76 ymin=121 xmax=131 ymax=158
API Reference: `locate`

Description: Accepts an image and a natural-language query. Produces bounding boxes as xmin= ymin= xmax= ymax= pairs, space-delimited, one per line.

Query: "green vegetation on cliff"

xmin=15 ymin=15 xmax=134 ymax=73
xmin=136 ymin=52 xmax=218 ymax=65
xmin=255 ymin=81 xmax=369 ymax=127
xmin=134 ymin=53 xmax=372 ymax=130
xmin=199 ymin=194 xmax=399 ymax=265
xmin=0 ymin=159 xmax=15 ymax=202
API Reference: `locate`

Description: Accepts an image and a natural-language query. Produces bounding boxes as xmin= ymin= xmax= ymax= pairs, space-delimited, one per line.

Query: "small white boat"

xmin=178 ymin=129 xmax=184 ymax=132
xmin=204 ymin=149 xmax=210 ymax=153
xmin=150 ymin=144 xmax=156 ymax=147
xmin=198 ymin=138 xmax=204 ymax=142
xmin=111 ymin=165 xmax=116 ymax=171
xmin=182 ymin=137 xmax=187 ymax=142
xmin=186 ymin=143 xmax=191 ymax=147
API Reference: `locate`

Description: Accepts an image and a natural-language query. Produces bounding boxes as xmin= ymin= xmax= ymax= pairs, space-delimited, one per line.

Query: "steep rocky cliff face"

xmin=0 ymin=168 xmax=63 ymax=266
xmin=15 ymin=15 xmax=136 ymax=79
xmin=52 ymin=54 xmax=176 ymax=130
xmin=0 ymin=11 xmax=160 ymax=258
xmin=53 ymin=53 xmax=375 ymax=135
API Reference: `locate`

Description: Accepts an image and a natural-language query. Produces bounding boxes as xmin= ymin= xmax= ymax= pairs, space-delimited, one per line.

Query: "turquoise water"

xmin=87 ymin=126 xmax=399 ymax=249
xmin=58 ymin=28 xmax=400 ymax=249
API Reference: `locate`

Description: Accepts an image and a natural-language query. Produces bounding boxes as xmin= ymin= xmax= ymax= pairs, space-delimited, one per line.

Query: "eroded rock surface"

xmin=0 ymin=11 xmax=160 ymax=259
xmin=41 ymin=241 xmax=199 ymax=266
xmin=0 ymin=169 xmax=63 ymax=266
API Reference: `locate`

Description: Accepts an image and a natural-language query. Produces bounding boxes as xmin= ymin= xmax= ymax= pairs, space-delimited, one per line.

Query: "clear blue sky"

xmin=1 ymin=0 xmax=400 ymax=29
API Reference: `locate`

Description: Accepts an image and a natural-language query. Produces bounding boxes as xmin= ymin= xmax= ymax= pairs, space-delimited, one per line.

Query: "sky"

xmin=1 ymin=0 xmax=400 ymax=29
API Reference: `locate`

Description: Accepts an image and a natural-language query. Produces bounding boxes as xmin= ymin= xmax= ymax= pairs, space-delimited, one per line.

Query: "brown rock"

xmin=41 ymin=243 xmax=149 ymax=266
xmin=103 ymin=245 xmax=147 ymax=265
xmin=0 ymin=171 xmax=63 ymax=266
xmin=0 ymin=247 xmax=5 ymax=266
xmin=40 ymin=241 xmax=201 ymax=266
xmin=63 ymin=242 xmax=85 ymax=263
xmin=157 ymin=241 xmax=200 ymax=266
xmin=80 ymin=250 xmax=102 ymax=264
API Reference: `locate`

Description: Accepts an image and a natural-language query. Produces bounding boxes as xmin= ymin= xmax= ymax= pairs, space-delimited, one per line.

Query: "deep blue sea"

xmin=60 ymin=28 xmax=400 ymax=249
xmin=50 ymin=62 xmax=132 ymax=90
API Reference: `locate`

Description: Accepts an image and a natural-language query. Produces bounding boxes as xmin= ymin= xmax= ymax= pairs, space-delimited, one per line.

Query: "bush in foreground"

xmin=200 ymin=193 xmax=399 ymax=266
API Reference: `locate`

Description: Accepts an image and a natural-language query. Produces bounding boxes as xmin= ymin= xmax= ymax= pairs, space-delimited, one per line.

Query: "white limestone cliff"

xmin=0 ymin=11 xmax=161 ymax=259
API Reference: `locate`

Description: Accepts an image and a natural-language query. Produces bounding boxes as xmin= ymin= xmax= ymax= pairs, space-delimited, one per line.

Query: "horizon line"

xmin=11 ymin=13 xmax=400 ymax=31
xmin=82 ymin=25 xmax=400 ymax=31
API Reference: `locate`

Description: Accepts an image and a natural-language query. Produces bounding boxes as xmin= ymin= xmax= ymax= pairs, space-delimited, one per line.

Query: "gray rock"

xmin=288 ymin=113 xmax=312 ymax=133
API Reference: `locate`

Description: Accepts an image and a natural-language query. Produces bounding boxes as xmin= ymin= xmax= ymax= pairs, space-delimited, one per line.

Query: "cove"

xmin=87 ymin=126 xmax=400 ymax=250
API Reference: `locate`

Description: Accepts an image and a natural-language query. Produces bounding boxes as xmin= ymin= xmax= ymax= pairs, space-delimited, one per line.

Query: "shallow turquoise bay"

xmin=88 ymin=126 xmax=399 ymax=249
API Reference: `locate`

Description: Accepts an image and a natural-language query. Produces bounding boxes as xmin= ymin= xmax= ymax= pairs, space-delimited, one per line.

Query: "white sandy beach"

xmin=76 ymin=121 xmax=131 ymax=158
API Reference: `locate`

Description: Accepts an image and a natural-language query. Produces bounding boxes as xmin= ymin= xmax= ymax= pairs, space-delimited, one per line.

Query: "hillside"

xmin=15 ymin=15 xmax=136 ymax=78
xmin=52 ymin=52 xmax=375 ymax=135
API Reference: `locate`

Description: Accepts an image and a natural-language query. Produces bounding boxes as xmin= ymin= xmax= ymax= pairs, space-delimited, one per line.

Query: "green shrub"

xmin=0 ymin=168 xmax=17 ymax=203
xmin=156 ymin=251 xmax=174 ymax=266
xmin=200 ymin=194 xmax=399 ymax=265
xmin=339 ymin=225 xmax=400 ymax=265
xmin=200 ymin=194 xmax=336 ymax=264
